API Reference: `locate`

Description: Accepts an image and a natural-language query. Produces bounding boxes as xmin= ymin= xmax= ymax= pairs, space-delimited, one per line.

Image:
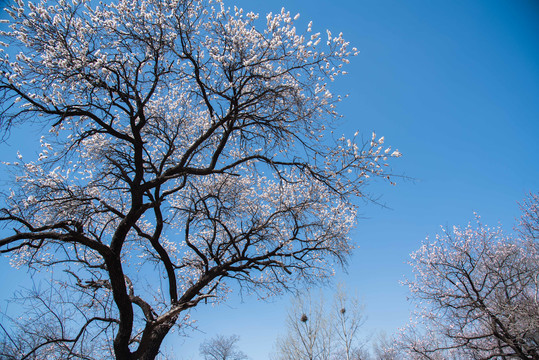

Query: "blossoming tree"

xmin=400 ymin=193 xmax=539 ymax=360
xmin=0 ymin=0 xmax=400 ymax=358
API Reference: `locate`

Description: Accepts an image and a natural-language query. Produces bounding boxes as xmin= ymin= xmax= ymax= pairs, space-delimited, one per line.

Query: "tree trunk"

xmin=133 ymin=322 xmax=176 ymax=360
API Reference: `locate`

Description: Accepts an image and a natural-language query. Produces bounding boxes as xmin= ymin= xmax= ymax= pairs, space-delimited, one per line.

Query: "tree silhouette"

xmin=0 ymin=0 xmax=400 ymax=358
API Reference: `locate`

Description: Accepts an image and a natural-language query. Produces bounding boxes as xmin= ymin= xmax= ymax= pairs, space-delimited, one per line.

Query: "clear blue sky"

xmin=1 ymin=0 xmax=538 ymax=359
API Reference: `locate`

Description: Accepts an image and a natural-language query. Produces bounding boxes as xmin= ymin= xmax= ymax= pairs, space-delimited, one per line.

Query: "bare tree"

xmin=274 ymin=287 xmax=368 ymax=360
xmin=0 ymin=280 xmax=117 ymax=360
xmin=199 ymin=334 xmax=248 ymax=360
xmin=400 ymin=193 xmax=539 ymax=360
xmin=0 ymin=0 xmax=400 ymax=358
xmin=333 ymin=286 xmax=367 ymax=360
xmin=275 ymin=291 xmax=333 ymax=360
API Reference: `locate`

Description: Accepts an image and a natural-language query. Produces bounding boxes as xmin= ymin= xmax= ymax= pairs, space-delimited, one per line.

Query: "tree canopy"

xmin=399 ymin=193 xmax=539 ymax=359
xmin=0 ymin=0 xmax=399 ymax=358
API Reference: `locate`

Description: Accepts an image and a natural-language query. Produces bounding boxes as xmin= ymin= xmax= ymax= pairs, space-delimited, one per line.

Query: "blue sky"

xmin=1 ymin=0 xmax=539 ymax=359
xmin=174 ymin=0 xmax=539 ymax=357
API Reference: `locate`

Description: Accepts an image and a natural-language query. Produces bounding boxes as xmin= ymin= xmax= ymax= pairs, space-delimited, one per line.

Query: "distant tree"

xmin=333 ymin=286 xmax=368 ymax=360
xmin=0 ymin=282 xmax=115 ymax=360
xmin=0 ymin=0 xmax=400 ymax=358
xmin=274 ymin=287 xmax=368 ymax=360
xmin=275 ymin=293 xmax=333 ymax=360
xmin=199 ymin=334 xmax=248 ymax=360
xmin=400 ymin=193 xmax=539 ymax=359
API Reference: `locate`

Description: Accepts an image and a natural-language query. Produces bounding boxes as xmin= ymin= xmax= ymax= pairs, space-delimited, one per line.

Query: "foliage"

xmin=399 ymin=193 xmax=539 ymax=360
xmin=0 ymin=0 xmax=400 ymax=358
